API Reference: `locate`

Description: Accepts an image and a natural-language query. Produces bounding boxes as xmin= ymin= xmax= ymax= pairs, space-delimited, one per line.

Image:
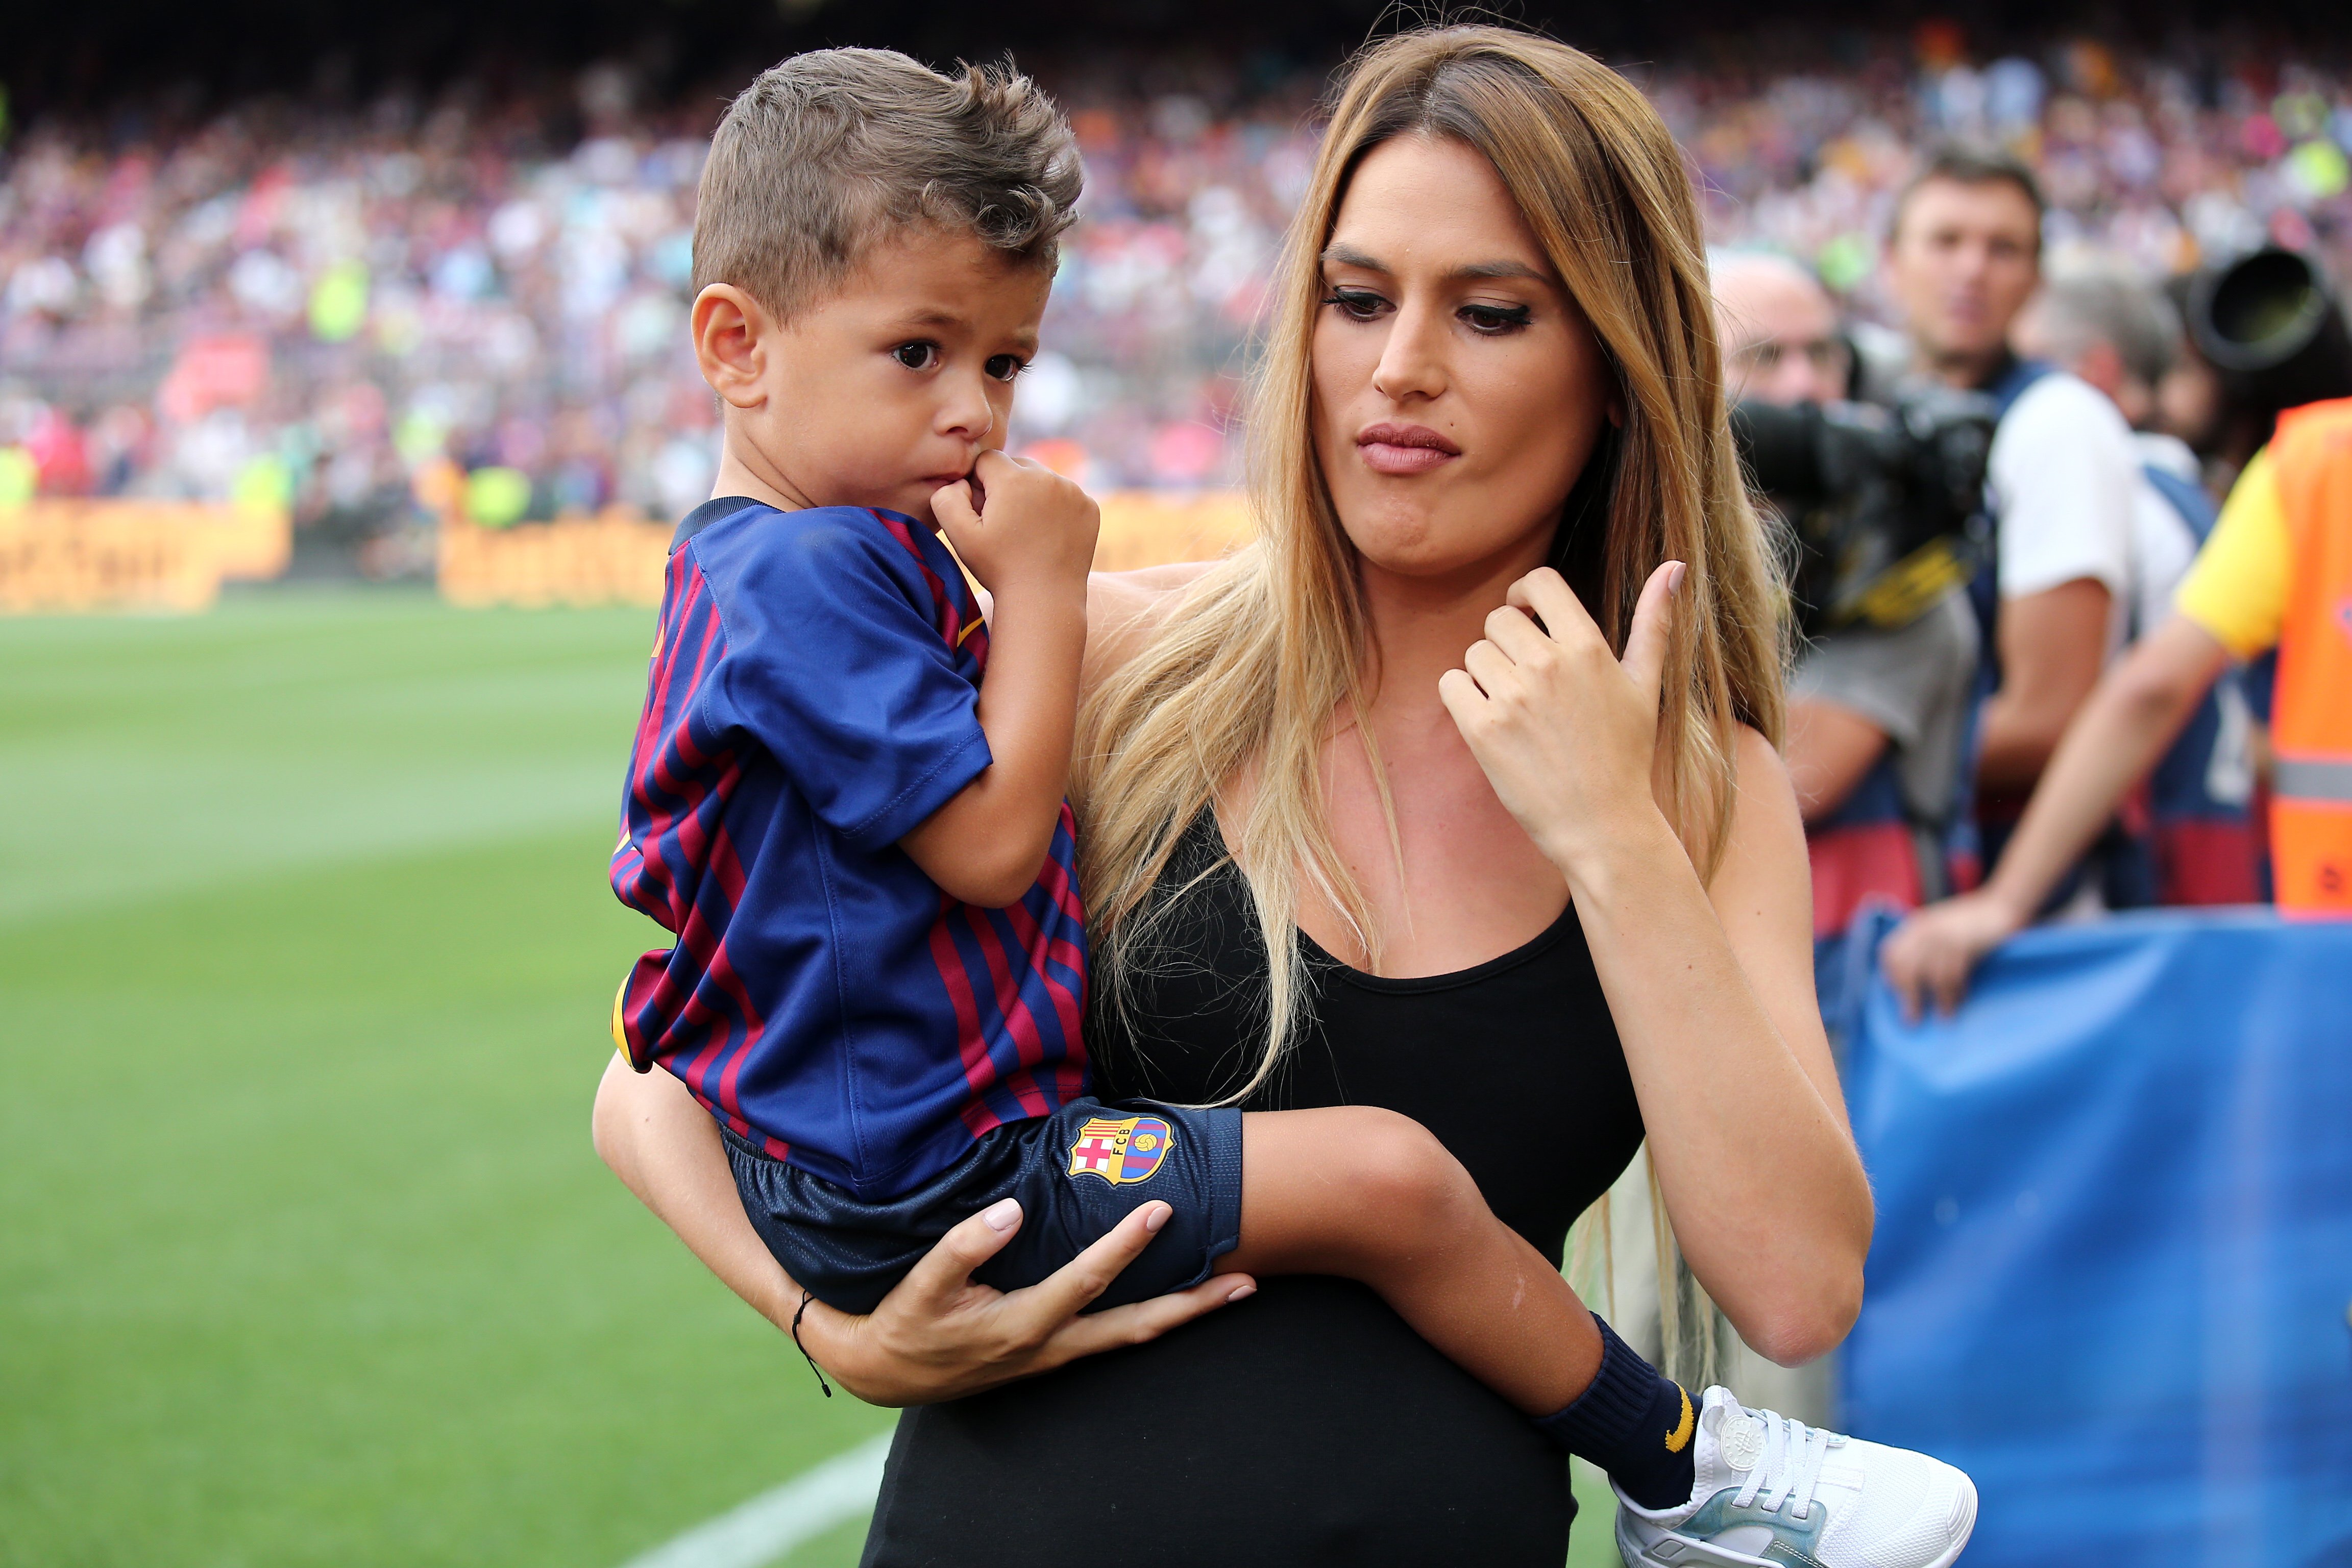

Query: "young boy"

xmin=610 ymin=47 xmax=1974 ymax=1566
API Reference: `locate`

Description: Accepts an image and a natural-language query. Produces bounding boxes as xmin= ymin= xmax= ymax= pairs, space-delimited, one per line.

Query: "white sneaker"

xmin=1612 ymin=1387 xmax=1977 ymax=1568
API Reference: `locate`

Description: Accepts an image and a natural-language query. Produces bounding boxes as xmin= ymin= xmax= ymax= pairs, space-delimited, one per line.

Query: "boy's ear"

xmin=692 ymin=284 xmax=773 ymax=409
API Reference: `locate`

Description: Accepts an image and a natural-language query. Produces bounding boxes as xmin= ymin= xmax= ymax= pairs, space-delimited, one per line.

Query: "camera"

xmin=1732 ymin=387 xmax=2000 ymax=640
xmin=2185 ymin=247 xmax=2352 ymax=422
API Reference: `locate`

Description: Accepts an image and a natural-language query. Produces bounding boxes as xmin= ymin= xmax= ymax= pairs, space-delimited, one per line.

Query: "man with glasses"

xmin=1715 ymin=250 xmax=1982 ymax=937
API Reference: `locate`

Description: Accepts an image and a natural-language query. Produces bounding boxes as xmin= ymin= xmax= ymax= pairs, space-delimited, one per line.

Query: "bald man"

xmin=1714 ymin=251 xmax=1854 ymax=406
xmin=1714 ymin=252 xmax=1981 ymax=935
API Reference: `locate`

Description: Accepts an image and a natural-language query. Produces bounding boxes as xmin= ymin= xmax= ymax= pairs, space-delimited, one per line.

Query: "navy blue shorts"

xmin=727 ymin=1098 xmax=1244 ymax=1316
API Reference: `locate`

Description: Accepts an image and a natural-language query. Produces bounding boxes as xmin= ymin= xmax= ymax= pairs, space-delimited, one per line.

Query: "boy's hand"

xmin=932 ymin=450 xmax=1098 ymax=598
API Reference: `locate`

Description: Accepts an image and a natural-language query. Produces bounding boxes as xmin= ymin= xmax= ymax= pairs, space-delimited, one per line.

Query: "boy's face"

xmin=697 ymin=229 xmax=1051 ymax=523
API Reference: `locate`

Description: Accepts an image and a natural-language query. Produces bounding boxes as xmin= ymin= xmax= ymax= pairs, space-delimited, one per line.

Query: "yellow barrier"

xmin=0 ymin=501 xmax=292 ymax=614
xmin=436 ymin=492 xmax=1257 ymax=610
xmin=436 ymin=509 xmax=675 ymax=609
xmin=1092 ymin=491 xmax=1256 ymax=574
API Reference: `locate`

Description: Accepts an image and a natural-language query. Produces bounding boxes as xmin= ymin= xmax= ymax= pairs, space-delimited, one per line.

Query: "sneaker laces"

xmin=1727 ymin=1405 xmax=1841 ymax=1522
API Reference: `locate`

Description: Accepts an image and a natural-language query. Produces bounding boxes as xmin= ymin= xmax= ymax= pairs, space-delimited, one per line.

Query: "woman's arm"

xmin=1441 ymin=563 xmax=1871 ymax=1366
xmin=592 ymin=1057 xmax=1254 ymax=1405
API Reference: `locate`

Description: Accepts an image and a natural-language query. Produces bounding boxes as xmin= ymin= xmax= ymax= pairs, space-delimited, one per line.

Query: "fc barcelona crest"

xmin=1066 ymin=1115 xmax=1174 ymax=1186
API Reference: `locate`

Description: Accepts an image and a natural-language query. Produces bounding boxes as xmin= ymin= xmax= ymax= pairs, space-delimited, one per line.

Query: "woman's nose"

xmin=1370 ymin=301 xmax=1449 ymax=403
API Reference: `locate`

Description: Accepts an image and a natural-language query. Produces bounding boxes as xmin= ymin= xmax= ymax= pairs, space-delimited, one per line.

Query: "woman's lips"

xmin=1357 ymin=423 xmax=1460 ymax=476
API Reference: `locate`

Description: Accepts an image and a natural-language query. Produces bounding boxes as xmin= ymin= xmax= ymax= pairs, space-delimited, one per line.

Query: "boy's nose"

xmin=940 ymin=378 xmax=997 ymax=442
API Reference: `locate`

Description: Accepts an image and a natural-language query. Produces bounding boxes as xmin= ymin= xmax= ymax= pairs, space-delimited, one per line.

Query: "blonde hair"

xmin=1079 ymin=22 xmax=1782 ymax=1085
xmin=1076 ymin=22 xmax=1784 ymax=1388
xmin=693 ymin=48 xmax=1082 ymax=320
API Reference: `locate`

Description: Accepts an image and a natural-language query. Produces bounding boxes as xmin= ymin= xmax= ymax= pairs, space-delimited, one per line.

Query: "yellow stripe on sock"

xmin=1665 ymin=1386 xmax=1695 ymax=1453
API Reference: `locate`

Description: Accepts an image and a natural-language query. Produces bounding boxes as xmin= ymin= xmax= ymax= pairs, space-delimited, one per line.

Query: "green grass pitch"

xmin=0 ymin=591 xmax=1617 ymax=1567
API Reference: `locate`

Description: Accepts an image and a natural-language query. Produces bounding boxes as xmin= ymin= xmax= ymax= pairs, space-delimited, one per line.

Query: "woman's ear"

xmin=692 ymin=284 xmax=771 ymax=410
xmin=1606 ymin=397 xmax=1626 ymax=429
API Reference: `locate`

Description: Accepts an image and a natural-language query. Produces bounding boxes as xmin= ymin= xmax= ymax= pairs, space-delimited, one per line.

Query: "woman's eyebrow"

xmin=1452 ymin=258 xmax=1550 ymax=283
xmin=1320 ymin=242 xmax=1388 ymax=273
xmin=1321 ymin=243 xmax=1552 ymax=287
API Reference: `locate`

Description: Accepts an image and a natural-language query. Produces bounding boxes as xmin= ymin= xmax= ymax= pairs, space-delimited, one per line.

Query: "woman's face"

xmin=1311 ymin=133 xmax=1614 ymax=584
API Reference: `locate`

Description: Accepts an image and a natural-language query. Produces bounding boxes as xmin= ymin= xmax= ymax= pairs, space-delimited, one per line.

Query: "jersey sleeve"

xmin=1989 ymin=376 xmax=2138 ymax=603
xmin=2173 ymin=448 xmax=2293 ymax=661
xmin=698 ymin=515 xmax=992 ymax=852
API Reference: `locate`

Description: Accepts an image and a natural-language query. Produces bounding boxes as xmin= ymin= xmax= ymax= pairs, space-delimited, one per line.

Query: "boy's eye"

xmin=1321 ymin=286 xmax=1388 ymax=322
xmin=892 ymin=341 xmax=940 ymax=371
xmin=1460 ymin=302 xmax=1534 ymax=335
xmin=984 ymin=353 xmax=1027 ymax=383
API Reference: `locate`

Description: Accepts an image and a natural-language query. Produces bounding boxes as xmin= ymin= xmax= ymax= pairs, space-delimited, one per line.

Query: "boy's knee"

xmin=1334 ymin=1108 xmax=1479 ymax=1238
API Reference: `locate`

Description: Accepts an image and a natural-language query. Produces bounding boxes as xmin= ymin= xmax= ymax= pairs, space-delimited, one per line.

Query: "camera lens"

xmin=2193 ymin=250 xmax=2329 ymax=373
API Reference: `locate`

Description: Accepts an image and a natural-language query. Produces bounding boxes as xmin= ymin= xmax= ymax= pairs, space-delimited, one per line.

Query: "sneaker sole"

xmin=1613 ymin=1473 xmax=1979 ymax=1568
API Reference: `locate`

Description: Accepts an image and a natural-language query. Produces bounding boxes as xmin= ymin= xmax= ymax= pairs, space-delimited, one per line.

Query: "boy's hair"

xmin=1888 ymin=141 xmax=2047 ymax=252
xmin=693 ymin=48 xmax=1083 ymax=320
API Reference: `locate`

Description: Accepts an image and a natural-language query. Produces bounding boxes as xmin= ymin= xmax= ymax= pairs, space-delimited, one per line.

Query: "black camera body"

xmin=1732 ymin=387 xmax=1999 ymax=641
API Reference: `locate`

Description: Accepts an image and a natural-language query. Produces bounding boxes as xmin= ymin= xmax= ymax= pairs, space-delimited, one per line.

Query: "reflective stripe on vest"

xmin=2266 ymin=397 xmax=2352 ymax=914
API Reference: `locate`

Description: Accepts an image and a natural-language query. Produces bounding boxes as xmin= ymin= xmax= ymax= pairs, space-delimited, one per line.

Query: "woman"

xmin=597 ymin=27 xmax=1875 ymax=1563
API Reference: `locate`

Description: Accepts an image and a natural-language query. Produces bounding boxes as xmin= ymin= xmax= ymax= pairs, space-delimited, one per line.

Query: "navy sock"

xmin=1530 ymin=1313 xmax=1698 ymax=1511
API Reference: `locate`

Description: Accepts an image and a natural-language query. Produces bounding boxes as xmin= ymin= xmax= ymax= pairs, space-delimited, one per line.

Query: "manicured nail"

xmin=1227 ymin=1284 xmax=1257 ymax=1303
xmin=983 ymin=1199 xmax=1021 ymax=1231
xmin=1667 ymin=561 xmax=1688 ymax=596
xmin=1142 ymin=1203 xmax=1170 ymax=1233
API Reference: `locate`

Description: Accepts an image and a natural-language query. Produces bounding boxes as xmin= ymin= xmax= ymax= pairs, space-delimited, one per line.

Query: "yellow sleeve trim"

xmin=611 ymin=978 xmax=647 ymax=1071
xmin=2174 ymin=448 xmax=2292 ymax=661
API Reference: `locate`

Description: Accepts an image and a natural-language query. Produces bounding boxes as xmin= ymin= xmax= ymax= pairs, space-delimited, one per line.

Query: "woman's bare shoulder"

xmin=1085 ymin=561 xmax=1218 ymax=688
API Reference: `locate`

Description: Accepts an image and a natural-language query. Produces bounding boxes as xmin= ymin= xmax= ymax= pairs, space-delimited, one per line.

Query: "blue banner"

xmin=1838 ymin=909 xmax=2352 ymax=1567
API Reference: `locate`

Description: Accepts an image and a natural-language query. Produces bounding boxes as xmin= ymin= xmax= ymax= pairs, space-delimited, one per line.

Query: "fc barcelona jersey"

xmin=610 ymin=498 xmax=1090 ymax=1200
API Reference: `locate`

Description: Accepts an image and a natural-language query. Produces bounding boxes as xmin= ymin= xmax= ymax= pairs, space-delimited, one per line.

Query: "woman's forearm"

xmin=1565 ymin=814 xmax=1871 ymax=1364
xmin=592 ymin=1056 xmax=802 ymax=1332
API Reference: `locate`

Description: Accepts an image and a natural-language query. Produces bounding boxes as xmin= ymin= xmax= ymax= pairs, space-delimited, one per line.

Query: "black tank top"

xmin=862 ymin=810 xmax=1646 ymax=1567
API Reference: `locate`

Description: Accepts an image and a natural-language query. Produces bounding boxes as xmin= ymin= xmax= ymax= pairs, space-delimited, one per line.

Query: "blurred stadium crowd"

xmin=1 ymin=34 xmax=2349 ymax=573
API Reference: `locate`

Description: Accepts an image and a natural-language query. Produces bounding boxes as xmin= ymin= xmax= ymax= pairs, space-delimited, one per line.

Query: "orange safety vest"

xmin=2268 ymin=397 xmax=2352 ymax=913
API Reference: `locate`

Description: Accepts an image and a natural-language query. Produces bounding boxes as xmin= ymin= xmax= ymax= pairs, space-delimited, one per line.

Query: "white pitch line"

xmin=617 ymin=1432 xmax=894 ymax=1568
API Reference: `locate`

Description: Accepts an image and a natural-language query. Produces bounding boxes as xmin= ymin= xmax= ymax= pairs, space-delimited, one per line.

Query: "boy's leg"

xmin=1220 ymin=1106 xmax=1698 ymax=1508
xmin=1218 ymin=1106 xmax=1601 ymax=1412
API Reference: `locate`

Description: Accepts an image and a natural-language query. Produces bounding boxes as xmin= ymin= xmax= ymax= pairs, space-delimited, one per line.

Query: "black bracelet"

xmin=791 ymin=1288 xmax=833 ymax=1398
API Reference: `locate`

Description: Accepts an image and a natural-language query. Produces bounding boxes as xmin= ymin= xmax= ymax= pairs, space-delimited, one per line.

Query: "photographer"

xmin=1884 ymin=146 xmax=2142 ymax=894
xmin=1715 ymin=252 xmax=1982 ymax=936
xmin=1886 ymin=250 xmax=2352 ymax=1014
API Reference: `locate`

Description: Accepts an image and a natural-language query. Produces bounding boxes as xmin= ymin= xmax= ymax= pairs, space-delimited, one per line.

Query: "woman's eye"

xmin=984 ymin=353 xmax=1027 ymax=383
xmin=1461 ymin=303 xmax=1534 ymax=335
xmin=892 ymin=341 xmax=939 ymax=371
xmin=1321 ymin=286 xmax=1387 ymax=322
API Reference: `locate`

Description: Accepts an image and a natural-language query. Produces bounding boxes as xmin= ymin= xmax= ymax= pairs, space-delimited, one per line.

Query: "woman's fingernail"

xmin=1668 ymin=561 xmax=1688 ymax=595
xmin=1227 ymin=1284 xmax=1257 ymax=1303
xmin=983 ymin=1199 xmax=1021 ymax=1231
xmin=1142 ymin=1203 xmax=1170 ymax=1233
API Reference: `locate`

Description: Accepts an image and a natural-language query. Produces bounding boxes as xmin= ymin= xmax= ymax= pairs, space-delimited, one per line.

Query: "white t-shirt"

xmin=2128 ymin=432 xmax=2203 ymax=639
xmin=1986 ymin=371 xmax=2139 ymax=656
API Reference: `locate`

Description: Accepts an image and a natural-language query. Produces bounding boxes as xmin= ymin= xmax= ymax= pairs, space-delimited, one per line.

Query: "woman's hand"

xmin=1437 ymin=560 xmax=1684 ymax=883
xmin=592 ymin=1058 xmax=1254 ymax=1407
xmin=806 ymin=1199 xmax=1257 ymax=1407
xmin=1878 ymin=889 xmax=2030 ymax=1022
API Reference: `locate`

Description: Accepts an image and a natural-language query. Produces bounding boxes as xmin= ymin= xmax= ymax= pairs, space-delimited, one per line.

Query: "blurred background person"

xmin=1716 ymin=250 xmax=1981 ymax=939
xmin=1882 ymin=144 xmax=2148 ymax=907
xmin=1883 ymin=388 xmax=2352 ymax=1013
xmin=2014 ymin=261 xmax=2263 ymax=901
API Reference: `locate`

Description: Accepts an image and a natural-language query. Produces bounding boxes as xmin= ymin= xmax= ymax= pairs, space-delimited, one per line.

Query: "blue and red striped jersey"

xmin=610 ymin=498 xmax=1090 ymax=1200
